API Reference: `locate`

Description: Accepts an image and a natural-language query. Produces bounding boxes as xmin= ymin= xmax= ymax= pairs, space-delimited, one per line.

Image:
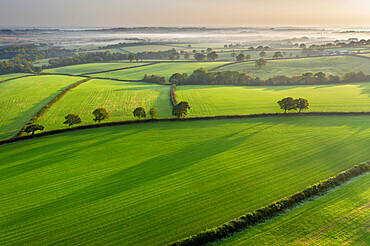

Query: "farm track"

xmin=2 ymin=111 xmax=369 ymax=145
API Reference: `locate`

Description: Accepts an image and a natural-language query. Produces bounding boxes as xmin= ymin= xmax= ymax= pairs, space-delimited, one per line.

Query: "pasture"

xmin=0 ymin=116 xmax=369 ymax=245
xmin=90 ymin=62 xmax=229 ymax=80
xmin=44 ymin=62 xmax=148 ymax=75
xmin=176 ymin=82 xmax=370 ymax=116
xmin=37 ymin=79 xmax=172 ymax=130
xmin=216 ymin=56 xmax=370 ymax=79
xmin=0 ymin=73 xmax=30 ymax=82
xmin=0 ymin=75 xmax=83 ymax=140
xmin=217 ymin=173 xmax=369 ymax=246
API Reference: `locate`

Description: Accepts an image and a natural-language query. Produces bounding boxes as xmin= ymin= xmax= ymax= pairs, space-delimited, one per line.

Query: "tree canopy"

xmin=63 ymin=113 xmax=82 ymax=127
xmin=24 ymin=124 xmax=44 ymax=135
xmin=172 ymin=101 xmax=191 ymax=118
xmin=92 ymin=108 xmax=110 ymax=123
xmin=133 ymin=107 xmax=146 ymax=119
xmin=277 ymin=97 xmax=297 ymax=114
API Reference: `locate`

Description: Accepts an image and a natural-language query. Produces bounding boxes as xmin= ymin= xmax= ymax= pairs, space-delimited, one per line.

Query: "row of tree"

xmin=0 ymin=55 xmax=42 ymax=75
xmin=23 ymin=102 xmax=192 ymax=136
xmin=168 ymin=68 xmax=369 ymax=86
xmin=277 ymin=97 xmax=309 ymax=114
xmin=0 ymin=44 xmax=75 ymax=60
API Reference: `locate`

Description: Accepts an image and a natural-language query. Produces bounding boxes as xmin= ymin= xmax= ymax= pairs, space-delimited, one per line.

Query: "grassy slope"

xmin=216 ymin=56 xmax=370 ymax=79
xmin=90 ymin=62 xmax=229 ymax=80
xmin=0 ymin=75 xmax=83 ymax=140
xmin=216 ymin=174 xmax=369 ymax=246
xmin=0 ymin=73 xmax=30 ymax=81
xmin=44 ymin=62 xmax=148 ymax=75
xmin=176 ymin=83 xmax=370 ymax=116
xmin=37 ymin=79 xmax=172 ymax=131
xmin=0 ymin=116 xmax=369 ymax=245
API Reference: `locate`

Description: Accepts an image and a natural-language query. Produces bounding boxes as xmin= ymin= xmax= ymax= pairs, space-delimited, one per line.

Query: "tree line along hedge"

xmin=167 ymin=68 xmax=370 ymax=86
xmin=17 ymin=78 xmax=92 ymax=136
xmin=168 ymin=161 xmax=370 ymax=246
xmin=3 ymin=112 xmax=369 ymax=145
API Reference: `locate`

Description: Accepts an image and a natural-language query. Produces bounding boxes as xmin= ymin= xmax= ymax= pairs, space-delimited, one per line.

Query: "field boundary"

xmin=1 ymin=111 xmax=369 ymax=145
xmin=16 ymin=78 xmax=92 ymax=137
xmin=0 ymin=74 xmax=37 ymax=85
xmin=167 ymin=161 xmax=370 ymax=246
xmin=171 ymin=84 xmax=178 ymax=106
xmin=79 ymin=62 xmax=159 ymax=75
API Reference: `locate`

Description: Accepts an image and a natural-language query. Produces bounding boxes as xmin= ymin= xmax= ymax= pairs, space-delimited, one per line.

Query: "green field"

xmin=44 ymin=62 xmax=148 ymax=75
xmin=0 ymin=75 xmax=83 ymax=140
xmin=122 ymin=45 xmax=183 ymax=53
xmin=176 ymin=83 xmax=370 ymax=116
xmin=217 ymin=173 xmax=369 ymax=245
xmin=90 ymin=62 xmax=229 ymax=80
xmin=0 ymin=73 xmax=30 ymax=81
xmin=216 ymin=56 xmax=370 ymax=79
xmin=0 ymin=116 xmax=369 ymax=245
xmin=37 ymin=79 xmax=172 ymax=130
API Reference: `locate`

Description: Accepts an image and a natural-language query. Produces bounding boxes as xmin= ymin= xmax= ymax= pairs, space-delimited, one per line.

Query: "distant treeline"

xmin=45 ymin=51 xmax=129 ymax=69
xmin=0 ymin=55 xmax=42 ymax=74
xmin=0 ymin=44 xmax=75 ymax=60
xmin=166 ymin=68 xmax=369 ymax=86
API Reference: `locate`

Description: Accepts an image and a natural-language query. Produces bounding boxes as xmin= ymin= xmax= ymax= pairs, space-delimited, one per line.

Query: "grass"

xmin=0 ymin=75 xmax=83 ymax=140
xmin=90 ymin=62 xmax=229 ymax=80
xmin=216 ymin=56 xmax=370 ymax=79
xmin=121 ymin=45 xmax=185 ymax=53
xmin=216 ymin=173 xmax=369 ymax=246
xmin=0 ymin=73 xmax=30 ymax=82
xmin=43 ymin=62 xmax=148 ymax=75
xmin=176 ymin=83 xmax=370 ymax=116
xmin=0 ymin=116 xmax=369 ymax=245
xmin=37 ymin=79 xmax=172 ymax=131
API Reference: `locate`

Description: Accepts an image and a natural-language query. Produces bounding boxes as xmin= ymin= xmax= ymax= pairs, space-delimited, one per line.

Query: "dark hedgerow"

xmin=167 ymin=161 xmax=370 ymax=246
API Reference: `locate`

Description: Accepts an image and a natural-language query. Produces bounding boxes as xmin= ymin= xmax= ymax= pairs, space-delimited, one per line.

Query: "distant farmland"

xmin=37 ymin=79 xmax=172 ymax=130
xmin=0 ymin=116 xmax=369 ymax=245
xmin=0 ymin=75 xmax=83 ymax=140
xmin=44 ymin=62 xmax=148 ymax=75
xmin=216 ymin=56 xmax=370 ymax=79
xmin=89 ymin=62 xmax=229 ymax=80
xmin=176 ymin=82 xmax=370 ymax=116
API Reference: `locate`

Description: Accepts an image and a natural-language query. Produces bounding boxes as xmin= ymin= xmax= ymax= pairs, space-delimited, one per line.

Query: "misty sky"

xmin=0 ymin=0 xmax=369 ymax=27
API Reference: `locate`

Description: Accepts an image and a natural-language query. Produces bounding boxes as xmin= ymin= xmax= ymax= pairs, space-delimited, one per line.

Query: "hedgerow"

xmin=167 ymin=161 xmax=370 ymax=246
xmin=17 ymin=78 xmax=92 ymax=136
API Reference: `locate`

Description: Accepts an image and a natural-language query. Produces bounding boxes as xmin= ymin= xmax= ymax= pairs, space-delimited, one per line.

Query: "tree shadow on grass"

xmin=1 ymin=124 xmax=270 ymax=228
xmin=0 ymin=129 xmax=146 ymax=180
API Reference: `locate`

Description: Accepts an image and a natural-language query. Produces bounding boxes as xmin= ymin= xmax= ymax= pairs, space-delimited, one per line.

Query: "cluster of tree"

xmin=132 ymin=107 xmax=157 ymax=119
xmin=277 ymin=97 xmax=309 ymax=114
xmin=0 ymin=55 xmax=42 ymax=74
xmin=169 ymin=162 xmax=370 ymax=246
xmin=46 ymin=51 xmax=129 ymax=69
xmin=135 ymin=49 xmax=180 ymax=60
xmin=0 ymin=44 xmax=75 ymax=60
xmin=169 ymin=68 xmax=369 ymax=86
xmin=193 ymin=51 xmax=219 ymax=61
xmin=224 ymin=44 xmax=270 ymax=51
xmin=142 ymin=74 xmax=166 ymax=84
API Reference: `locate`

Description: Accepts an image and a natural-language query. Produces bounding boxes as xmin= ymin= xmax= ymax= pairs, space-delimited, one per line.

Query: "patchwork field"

xmin=89 ymin=62 xmax=229 ymax=80
xmin=0 ymin=116 xmax=369 ymax=245
xmin=216 ymin=56 xmax=370 ymax=79
xmin=217 ymin=173 xmax=369 ymax=246
xmin=44 ymin=62 xmax=148 ymax=75
xmin=0 ymin=73 xmax=30 ymax=82
xmin=37 ymin=79 xmax=172 ymax=131
xmin=0 ymin=75 xmax=83 ymax=140
xmin=176 ymin=82 xmax=370 ymax=116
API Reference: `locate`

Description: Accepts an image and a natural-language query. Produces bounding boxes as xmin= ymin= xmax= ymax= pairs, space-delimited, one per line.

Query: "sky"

xmin=0 ymin=0 xmax=369 ymax=27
